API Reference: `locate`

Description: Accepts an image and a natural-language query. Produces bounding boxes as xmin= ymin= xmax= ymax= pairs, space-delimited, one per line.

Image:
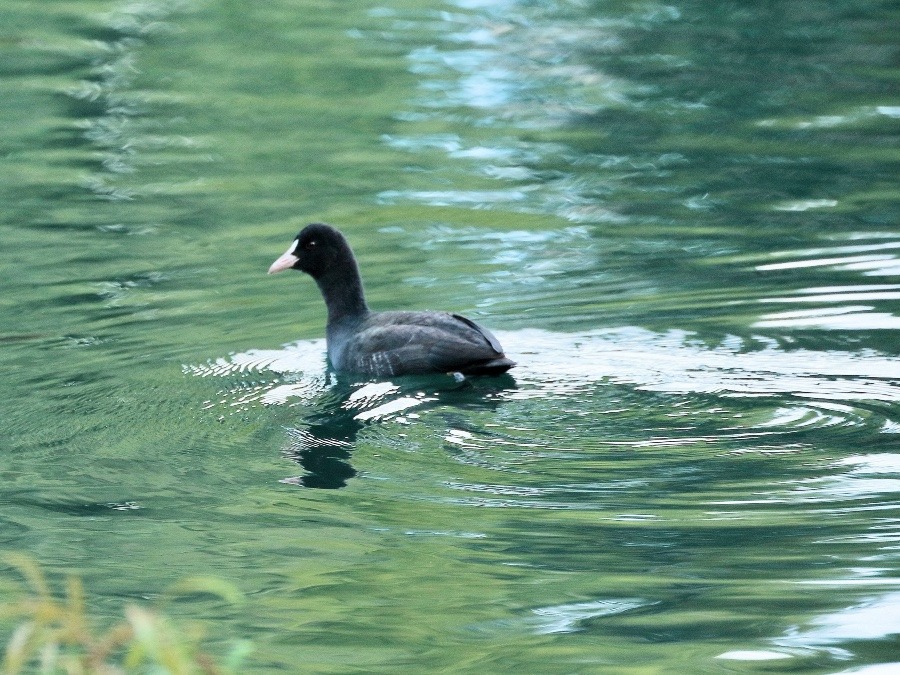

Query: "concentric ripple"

xmin=184 ymin=326 xmax=899 ymax=492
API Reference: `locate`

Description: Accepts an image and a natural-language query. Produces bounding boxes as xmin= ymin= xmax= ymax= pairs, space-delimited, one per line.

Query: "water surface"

xmin=1 ymin=0 xmax=899 ymax=672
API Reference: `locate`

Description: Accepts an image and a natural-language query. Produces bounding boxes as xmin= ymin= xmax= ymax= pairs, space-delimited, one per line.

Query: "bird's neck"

xmin=317 ymin=261 xmax=369 ymax=324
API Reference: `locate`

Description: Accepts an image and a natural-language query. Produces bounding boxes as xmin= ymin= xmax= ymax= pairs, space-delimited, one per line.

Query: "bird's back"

xmin=329 ymin=310 xmax=515 ymax=377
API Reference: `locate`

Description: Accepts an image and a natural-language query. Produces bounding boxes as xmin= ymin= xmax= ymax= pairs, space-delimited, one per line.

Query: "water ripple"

xmin=186 ymin=327 xmax=897 ymax=489
xmin=752 ymin=241 xmax=900 ymax=279
xmin=186 ymin=328 xmax=900 ymax=421
xmin=500 ymin=328 xmax=900 ymax=402
xmin=722 ymin=590 xmax=900 ymax=665
xmin=530 ymin=597 xmax=652 ymax=634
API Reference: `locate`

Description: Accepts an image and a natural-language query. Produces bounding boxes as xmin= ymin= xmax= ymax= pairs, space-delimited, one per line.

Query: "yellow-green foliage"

xmin=1 ymin=555 xmax=251 ymax=674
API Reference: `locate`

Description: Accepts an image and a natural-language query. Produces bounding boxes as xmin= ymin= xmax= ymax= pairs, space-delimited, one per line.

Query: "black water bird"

xmin=268 ymin=223 xmax=515 ymax=378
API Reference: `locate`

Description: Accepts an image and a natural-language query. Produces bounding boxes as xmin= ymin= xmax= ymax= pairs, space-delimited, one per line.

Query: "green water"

xmin=2 ymin=0 xmax=899 ymax=672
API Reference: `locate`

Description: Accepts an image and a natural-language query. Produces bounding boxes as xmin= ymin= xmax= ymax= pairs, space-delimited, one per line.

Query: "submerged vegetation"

xmin=0 ymin=555 xmax=251 ymax=674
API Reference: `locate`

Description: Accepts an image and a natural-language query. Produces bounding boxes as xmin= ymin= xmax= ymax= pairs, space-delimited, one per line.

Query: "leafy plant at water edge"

xmin=0 ymin=554 xmax=252 ymax=674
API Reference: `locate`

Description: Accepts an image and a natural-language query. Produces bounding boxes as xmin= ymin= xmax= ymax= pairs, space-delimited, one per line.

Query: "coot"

xmin=268 ymin=223 xmax=515 ymax=377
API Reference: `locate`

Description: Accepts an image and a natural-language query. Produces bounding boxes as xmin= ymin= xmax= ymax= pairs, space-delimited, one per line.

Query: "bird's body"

xmin=326 ymin=310 xmax=513 ymax=377
xmin=269 ymin=223 xmax=515 ymax=378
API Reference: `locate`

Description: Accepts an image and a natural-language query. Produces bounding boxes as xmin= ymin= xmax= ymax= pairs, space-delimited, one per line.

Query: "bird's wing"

xmin=341 ymin=313 xmax=504 ymax=376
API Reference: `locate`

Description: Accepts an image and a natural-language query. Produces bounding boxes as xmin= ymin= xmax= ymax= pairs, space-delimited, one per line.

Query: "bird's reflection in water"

xmin=281 ymin=373 xmax=516 ymax=489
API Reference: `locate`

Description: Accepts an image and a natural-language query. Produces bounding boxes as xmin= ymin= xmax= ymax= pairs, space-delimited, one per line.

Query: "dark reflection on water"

xmin=280 ymin=380 xmax=361 ymax=489
xmin=3 ymin=492 xmax=144 ymax=517
xmin=278 ymin=373 xmax=516 ymax=489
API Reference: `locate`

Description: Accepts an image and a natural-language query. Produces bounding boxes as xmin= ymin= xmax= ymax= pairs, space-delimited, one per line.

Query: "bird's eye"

xmin=303 ymin=239 xmax=317 ymax=250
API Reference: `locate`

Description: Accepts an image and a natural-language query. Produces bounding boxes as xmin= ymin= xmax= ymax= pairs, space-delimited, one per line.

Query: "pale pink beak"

xmin=268 ymin=244 xmax=299 ymax=274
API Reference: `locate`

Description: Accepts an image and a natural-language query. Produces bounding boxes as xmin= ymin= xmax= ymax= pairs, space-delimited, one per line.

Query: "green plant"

xmin=1 ymin=554 xmax=252 ymax=674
